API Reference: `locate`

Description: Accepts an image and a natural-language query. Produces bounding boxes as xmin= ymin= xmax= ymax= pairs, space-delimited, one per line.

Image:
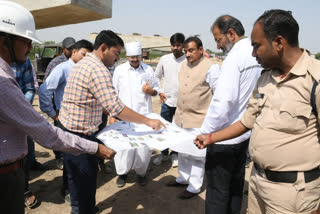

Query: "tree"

xmin=315 ymin=53 xmax=320 ymax=60
xmin=214 ymin=52 xmax=224 ymax=56
xmin=205 ymin=49 xmax=213 ymax=54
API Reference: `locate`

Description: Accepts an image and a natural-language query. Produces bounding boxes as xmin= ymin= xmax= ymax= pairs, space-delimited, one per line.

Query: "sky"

xmin=36 ymin=0 xmax=320 ymax=53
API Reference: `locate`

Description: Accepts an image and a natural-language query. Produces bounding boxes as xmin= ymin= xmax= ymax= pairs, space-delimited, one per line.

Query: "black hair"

xmin=73 ymin=39 xmax=93 ymax=52
xmin=255 ymin=9 xmax=299 ymax=47
xmin=170 ymin=33 xmax=185 ymax=45
xmin=183 ymin=36 xmax=203 ymax=49
xmin=93 ymin=30 xmax=124 ymax=50
xmin=211 ymin=15 xmax=245 ymax=36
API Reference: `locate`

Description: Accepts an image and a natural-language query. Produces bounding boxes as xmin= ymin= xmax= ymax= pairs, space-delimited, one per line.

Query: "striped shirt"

xmin=44 ymin=53 xmax=68 ymax=80
xmin=0 ymin=57 xmax=98 ymax=165
xmin=59 ymin=53 xmax=125 ymax=135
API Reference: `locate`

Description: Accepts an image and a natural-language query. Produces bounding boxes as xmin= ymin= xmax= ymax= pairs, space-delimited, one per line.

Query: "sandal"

xmin=24 ymin=191 xmax=38 ymax=209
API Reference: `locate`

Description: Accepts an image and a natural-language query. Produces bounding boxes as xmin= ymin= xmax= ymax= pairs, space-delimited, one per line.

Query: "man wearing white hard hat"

xmin=0 ymin=2 xmax=116 ymax=213
xmin=110 ymin=42 xmax=160 ymax=187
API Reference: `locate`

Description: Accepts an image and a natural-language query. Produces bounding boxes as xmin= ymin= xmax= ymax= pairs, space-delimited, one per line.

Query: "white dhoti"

xmin=175 ymin=128 xmax=206 ymax=194
xmin=114 ymin=145 xmax=152 ymax=176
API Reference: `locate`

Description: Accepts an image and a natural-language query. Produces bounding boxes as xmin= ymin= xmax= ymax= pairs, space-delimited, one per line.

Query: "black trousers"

xmin=0 ymin=167 xmax=25 ymax=214
xmin=205 ymin=139 xmax=249 ymax=214
xmin=57 ymin=121 xmax=99 ymax=214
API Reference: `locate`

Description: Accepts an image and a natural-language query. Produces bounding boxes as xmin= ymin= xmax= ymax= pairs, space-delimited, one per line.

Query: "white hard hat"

xmin=0 ymin=1 xmax=42 ymax=44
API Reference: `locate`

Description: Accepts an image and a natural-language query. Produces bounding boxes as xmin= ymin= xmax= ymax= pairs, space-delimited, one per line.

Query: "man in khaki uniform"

xmin=194 ymin=10 xmax=320 ymax=214
xmin=167 ymin=36 xmax=220 ymax=199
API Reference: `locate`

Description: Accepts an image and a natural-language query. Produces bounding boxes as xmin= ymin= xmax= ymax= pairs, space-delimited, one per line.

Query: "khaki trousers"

xmin=248 ymin=166 xmax=320 ymax=214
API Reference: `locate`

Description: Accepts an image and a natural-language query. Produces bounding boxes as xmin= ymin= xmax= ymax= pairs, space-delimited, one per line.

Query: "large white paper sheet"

xmin=96 ymin=113 xmax=206 ymax=157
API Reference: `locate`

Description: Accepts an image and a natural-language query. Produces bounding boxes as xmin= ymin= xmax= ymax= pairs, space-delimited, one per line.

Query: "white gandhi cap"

xmin=125 ymin=42 xmax=142 ymax=56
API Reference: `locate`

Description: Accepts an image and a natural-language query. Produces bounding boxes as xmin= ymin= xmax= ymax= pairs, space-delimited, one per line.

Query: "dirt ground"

xmin=25 ymin=74 xmax=250 ymax=214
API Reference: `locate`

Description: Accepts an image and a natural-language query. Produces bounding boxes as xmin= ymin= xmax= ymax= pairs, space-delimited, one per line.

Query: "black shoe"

xmin=166 ymin=180 xmax=188 ymax=187
xmin=178 ymin=190 xmax=198 ymax=200
xmin=137 ymin=175 xmax=147 ymax=186
xmin=116 ymin=175 xmax=127 ymax=187
xmin=98 ymin=162 xmax=112 ymax=174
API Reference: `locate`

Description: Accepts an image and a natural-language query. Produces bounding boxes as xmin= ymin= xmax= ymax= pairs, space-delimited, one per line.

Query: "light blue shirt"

xmin=39 ymin=58 xmax=75 ymax=118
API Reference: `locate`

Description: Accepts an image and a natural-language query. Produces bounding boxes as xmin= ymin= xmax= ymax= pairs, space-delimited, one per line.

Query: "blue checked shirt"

xmin=11 ymin=57 xmax=35 ymax=104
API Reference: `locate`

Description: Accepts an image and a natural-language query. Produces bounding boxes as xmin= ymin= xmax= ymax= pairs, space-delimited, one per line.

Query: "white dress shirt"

xmin=113 ymin=61 xmax=160 ymax=114
xmin=155 ymin=53 xmax=185 ymax=107
xmin=201 ymin=38 xmax=262 ymax=145
xmin=206 ymin=64 xmax=221 ymax=93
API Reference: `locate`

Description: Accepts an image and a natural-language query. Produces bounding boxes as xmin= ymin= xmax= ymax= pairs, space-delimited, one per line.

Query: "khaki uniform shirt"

xmin=241 ymin=51 xmax=320 ymax=171
xmin=174 ymin=56 xmax=213 ymax=128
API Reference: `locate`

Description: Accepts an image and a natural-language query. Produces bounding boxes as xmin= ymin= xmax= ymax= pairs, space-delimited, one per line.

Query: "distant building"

xmin=89 ymin=33 xmax=172 ymax=57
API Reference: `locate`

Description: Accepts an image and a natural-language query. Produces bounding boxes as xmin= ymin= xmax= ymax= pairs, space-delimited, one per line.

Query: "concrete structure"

xmin=89 ymin=33 xmax=171 ymax=52
xmin=10 ymin=0 xmax=112 ymax=29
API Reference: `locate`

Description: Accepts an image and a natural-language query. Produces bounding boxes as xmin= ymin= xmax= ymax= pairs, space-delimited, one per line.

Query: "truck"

xmin=31 ymin=43 xmax=63 ymax=83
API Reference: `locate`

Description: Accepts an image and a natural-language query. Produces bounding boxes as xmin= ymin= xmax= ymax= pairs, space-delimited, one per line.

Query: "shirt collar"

xmin=271 ymin=50 xmax=310 ymax=82
xmin=127 ymin=61 xmax=145 ymax=71
xmin=287 ymin=50 xmax=309 ymax=76
xmin=173 ymin=53 xmax=185 ymax=61
xmin=0 ymin=57 xmax=14 ymax=78
xmin=227 ymin=37 xmax=248 ymax=56
xmin=87 ymin=52 xmax=107 ymax=68
xmin=67 ymin=58 xmax=75 ymax=66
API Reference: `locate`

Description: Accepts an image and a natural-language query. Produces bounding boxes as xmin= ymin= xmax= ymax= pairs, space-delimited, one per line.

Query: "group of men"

xmin=194 ymin=10 xmax=320 ymax=214
xmin=0 ymin=1 xmax=319 ymax=214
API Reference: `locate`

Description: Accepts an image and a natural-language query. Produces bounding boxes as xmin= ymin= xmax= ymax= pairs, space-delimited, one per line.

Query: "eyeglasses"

xmin=14 ymin=37 xmax=32 ymax=47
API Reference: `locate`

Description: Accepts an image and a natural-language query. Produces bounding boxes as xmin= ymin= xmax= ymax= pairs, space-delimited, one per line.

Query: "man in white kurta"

xmin=168 ymin=37 xmax=221 ymax=199
xmin=111 ymin=42 xmax=160 ymax=187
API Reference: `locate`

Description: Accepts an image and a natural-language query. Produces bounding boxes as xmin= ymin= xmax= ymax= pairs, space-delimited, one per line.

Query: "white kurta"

xmin=175 ymin=63 xmax=221 ymax=193
xmin=112 ymin=61 xmax=159 ymax=176
xmin=113 ymin=61 xmax=159 ymax=114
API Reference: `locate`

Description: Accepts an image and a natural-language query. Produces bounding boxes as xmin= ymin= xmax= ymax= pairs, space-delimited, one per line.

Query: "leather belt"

xmin=254 ymin=163 xmax=320 ymax=183
xmin=0 ymin=160 xmax=23 ymax=175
